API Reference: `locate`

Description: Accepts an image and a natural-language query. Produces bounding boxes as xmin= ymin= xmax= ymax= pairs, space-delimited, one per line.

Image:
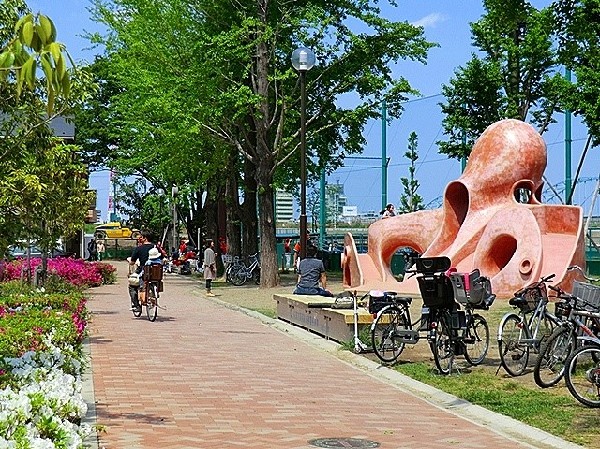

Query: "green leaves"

xmin=3 ymin=11 xmax=72 ymax=115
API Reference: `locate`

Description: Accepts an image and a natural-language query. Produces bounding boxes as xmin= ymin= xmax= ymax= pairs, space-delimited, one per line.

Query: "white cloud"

xmin=412 ymin=13 xmax=446 ymax=29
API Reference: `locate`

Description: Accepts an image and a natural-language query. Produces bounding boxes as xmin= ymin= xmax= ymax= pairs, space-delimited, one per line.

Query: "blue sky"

xmin=27 ymin=0 xmax=599 ymax=220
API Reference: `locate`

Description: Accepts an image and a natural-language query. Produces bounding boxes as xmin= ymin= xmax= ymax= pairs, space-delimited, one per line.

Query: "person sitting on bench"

xmin=293 ymin=243 xmax=333 ymax=297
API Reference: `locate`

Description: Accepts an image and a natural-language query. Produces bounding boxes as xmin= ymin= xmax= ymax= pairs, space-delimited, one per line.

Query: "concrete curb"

xmin=205 ymin=289 xmax=584 ymax=449
xmin=82 ymin=337 xmax=99 ymax=449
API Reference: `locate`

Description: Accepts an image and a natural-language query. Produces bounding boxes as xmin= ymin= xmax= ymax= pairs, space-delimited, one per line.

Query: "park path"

xmin=84 ymin=262 xmax=580 ymax=449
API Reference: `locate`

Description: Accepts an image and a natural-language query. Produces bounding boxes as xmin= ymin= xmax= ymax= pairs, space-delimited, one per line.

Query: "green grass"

xmin=395 ymin=362 xmax=598 ymax=447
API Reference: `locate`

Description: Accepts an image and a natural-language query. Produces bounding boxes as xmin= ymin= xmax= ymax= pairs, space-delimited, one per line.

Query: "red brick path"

xmin=85 ymin=263 xmax=578 ymax=449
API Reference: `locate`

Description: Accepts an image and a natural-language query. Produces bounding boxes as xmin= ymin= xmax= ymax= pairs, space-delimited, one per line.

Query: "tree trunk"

xmin=241 ymin=158 xmax=258 ymax=258
xmin=225 ymin=170 xmax=241 ymax=257
xmin=256 ymin=176 xmax=278 ymax=287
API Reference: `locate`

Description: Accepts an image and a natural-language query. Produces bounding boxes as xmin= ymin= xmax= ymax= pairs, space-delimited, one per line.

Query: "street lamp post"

xmin=292 ymin=47 xmax=316 ymax=259
xmin=171 ymin=185 xmax=178 ymax=252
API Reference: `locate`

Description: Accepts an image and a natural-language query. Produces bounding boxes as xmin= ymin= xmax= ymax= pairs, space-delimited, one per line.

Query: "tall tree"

xmin=0 ymin=1 xmax=93 ymax=263
xmin=438 ymin=0 xmax=565 ymax=160
xmin=554 ymin=0 xmax=600 ymax=145
xmin=88 ymin=0 xmax=435 ymax=287
xmin=398 ymin=131 xmax=424 ymax=214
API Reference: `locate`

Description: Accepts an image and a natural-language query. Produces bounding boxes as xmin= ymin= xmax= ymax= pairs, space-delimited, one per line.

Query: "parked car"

xmin=94 ymin=222 xmax=141 ymax=240
xmin=8 ymin=245 xmax=67 ymax=259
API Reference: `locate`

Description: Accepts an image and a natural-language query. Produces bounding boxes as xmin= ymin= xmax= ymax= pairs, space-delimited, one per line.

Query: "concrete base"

xmin=274 ymin=294 xmax=375 ymax=343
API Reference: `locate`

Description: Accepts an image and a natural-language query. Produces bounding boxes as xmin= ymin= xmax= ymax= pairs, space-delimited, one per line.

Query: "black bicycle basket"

xmin=368 ymin=291 xmax=396 ymax=314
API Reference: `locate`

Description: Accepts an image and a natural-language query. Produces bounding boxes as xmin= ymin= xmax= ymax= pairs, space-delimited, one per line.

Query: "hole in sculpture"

xmin=482 ymin=234 xmax=517 ymax=277
xmin=513 ymin=181 xmax=534 ymax=204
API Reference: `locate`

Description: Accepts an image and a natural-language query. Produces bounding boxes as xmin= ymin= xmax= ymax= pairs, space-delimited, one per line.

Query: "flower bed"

xmin=3 ymin=258 xmax=117 ymax=288
xmin=0 ymin=260 xmax=116 ymax=448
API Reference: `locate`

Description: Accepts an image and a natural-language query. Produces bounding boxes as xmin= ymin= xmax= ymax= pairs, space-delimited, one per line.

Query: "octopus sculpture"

xmin=342 ymin=119 xmax=585 ymax=298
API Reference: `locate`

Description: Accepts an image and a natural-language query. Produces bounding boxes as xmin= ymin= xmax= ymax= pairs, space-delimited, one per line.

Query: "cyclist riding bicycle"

xmin=129 ymin=231 xmax=156 ymax=310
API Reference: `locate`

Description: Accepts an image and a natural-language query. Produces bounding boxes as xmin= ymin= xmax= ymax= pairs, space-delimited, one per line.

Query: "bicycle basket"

xmin=553 ymin=300 xmax=571 ymax=319
xmin=572 ymin=281 xmax=600 ymax=312
xmin=512 ymin=284 xmax=546 ymax=313
xmin=222 ymin=254 xmax=233 ymax=264
xmin=368 ymin=290 xmax=395 ymax=314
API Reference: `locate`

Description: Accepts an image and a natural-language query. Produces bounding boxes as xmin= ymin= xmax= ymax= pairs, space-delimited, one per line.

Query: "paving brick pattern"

xmin=86 ymin=264 xmax=555 ymax=449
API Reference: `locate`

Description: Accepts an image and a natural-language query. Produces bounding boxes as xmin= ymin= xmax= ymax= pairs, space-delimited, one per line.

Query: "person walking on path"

xmin=203 ymin=239 xmax=217 ymax=296
xmin=96 ymin=240 xmax=105 ymax=261
xmin=284 ymin=238 xmax=292 ymax=271
xmin=87 ymin=238 xmax=98 ymax=261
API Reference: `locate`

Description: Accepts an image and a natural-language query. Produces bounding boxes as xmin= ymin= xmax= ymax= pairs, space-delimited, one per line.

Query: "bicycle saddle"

xmin=509 ymin=296 xmax=528 ymax=307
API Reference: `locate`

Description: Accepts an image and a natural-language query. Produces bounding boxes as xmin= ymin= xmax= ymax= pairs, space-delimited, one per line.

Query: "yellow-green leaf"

xmin=35 ymin=24 xmax=48 ymax=46
xmin=61 ymin=73 xmax=70 ymax=97
xmin=39 ymin=15 xmax=55 ymax=44
xmin=14 ymin=13 xmax=33 ymax=32
xmin=21 ymin=21 xmax=34 ymax=47
xmin=49 ymin=42 xmax=62 ymax=65
xmin=26 ymin=60 xmax=37 ymax=89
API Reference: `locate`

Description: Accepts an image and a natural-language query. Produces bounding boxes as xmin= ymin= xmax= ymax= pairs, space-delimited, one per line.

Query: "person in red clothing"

xmin=292 ymin=240 xmax=301 ymax=272
xmin=284 ymin=238 xmax=292 ymax=270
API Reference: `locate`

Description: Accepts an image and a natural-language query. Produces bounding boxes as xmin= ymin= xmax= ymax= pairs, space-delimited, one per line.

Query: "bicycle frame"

xmin=498 ymin=297 xmax=558 ymax=350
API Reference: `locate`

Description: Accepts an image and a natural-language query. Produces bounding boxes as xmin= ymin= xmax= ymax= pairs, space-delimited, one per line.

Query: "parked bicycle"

xmin=369 ymin=256 xmax=495 ymax=374
xmin=564 ymin=327 xmax=600 ymax=407
xmin=224 ymin=255 xmax=243 ymax=282
xmin=229 ymin=253 xmax=261 ymax=286
xmin=533 ymin=266 xmax=600 ymax=388
xmin=497 ymin=273 xmax=562 ymax=377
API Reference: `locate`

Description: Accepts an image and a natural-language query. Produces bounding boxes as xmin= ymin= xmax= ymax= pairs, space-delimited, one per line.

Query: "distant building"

xmin=325 ymin=181 xmax=347 ymax=225
xmin=275 ymin=190 xmax=294 ymax=223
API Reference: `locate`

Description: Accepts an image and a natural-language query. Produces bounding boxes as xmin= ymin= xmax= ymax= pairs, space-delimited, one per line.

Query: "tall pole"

xmin=299 ymin=69 xmax=308 ymax=259
xmin=292 ymin=47 xmax=315 ymax=259
xmin=319 ymin=167 xmax=325 ymax=250
xmin=381 ymin=100 xmax=387 ymax=210
xmin=171 ymin=186 xmax=178 ymax=252
xmin=565 ymin=68 xmax=572 ymax=204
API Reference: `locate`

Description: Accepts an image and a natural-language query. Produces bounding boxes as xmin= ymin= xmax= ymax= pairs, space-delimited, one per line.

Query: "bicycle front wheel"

xmin=564 ymin=344 xmax=600 ymax=408
xmin=430 ymin=314 xmax=454 ymax=375
xmin=146 ymin=284 xmax=158 ymax=322
xmin=464 ymin=313 xmax=489 ymax=366
xmin=230 ymin=267 xmax=247 ymax=286
xmin=533 ymin=325 xmax=576 ymax=388
xmin=370 ymin=306 xmax=409 ymax=364
xmin=498 ymin=313 xmax=529 ymax=376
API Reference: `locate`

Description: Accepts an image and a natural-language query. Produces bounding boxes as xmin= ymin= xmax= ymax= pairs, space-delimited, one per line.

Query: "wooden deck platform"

xmin=273 ymin=294 xmax=375 ymax=343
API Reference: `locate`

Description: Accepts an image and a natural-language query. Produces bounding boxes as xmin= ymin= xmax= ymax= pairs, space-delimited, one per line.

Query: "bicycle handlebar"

xmin=567 ymin=265 xmax=600 ymax=283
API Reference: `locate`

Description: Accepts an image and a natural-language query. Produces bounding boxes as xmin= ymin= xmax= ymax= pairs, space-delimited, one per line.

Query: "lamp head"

xmin=291 ymin=47 xmax=316 ymax=72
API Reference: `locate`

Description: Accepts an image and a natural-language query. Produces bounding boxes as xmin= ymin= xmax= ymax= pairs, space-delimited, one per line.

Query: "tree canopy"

xmin=83 ymin=0 xmax=437 ymax=286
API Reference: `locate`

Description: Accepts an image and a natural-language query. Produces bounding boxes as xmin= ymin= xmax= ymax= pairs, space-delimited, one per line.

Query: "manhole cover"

xmin=308 ymin=438 xmax=380 ymax=448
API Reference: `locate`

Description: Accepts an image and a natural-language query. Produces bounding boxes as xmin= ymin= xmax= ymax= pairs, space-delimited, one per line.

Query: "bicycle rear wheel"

xmin=430 ymin=314 xmax=454 ymax=375
xmin=230 ymin=267 xmax=247 ymax=286
xmin=565 ymin=344 xmax=600 ymax=408
xmin=464 ymin=313 xmax=489 ymax=366
xmin=146 ymin=284 xmax=158 ymax=322
xmin=533 ymin=325 xmax=576 ymax=388
xmin=498 ymin=313 xmax=529 ymax=376
xmin=370 ymin=306 xmax=409 ymax=364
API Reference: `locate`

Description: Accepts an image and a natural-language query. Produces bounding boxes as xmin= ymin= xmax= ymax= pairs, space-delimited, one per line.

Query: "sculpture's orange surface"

xmin=342 ymin=119 xmax=585 ymax=298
